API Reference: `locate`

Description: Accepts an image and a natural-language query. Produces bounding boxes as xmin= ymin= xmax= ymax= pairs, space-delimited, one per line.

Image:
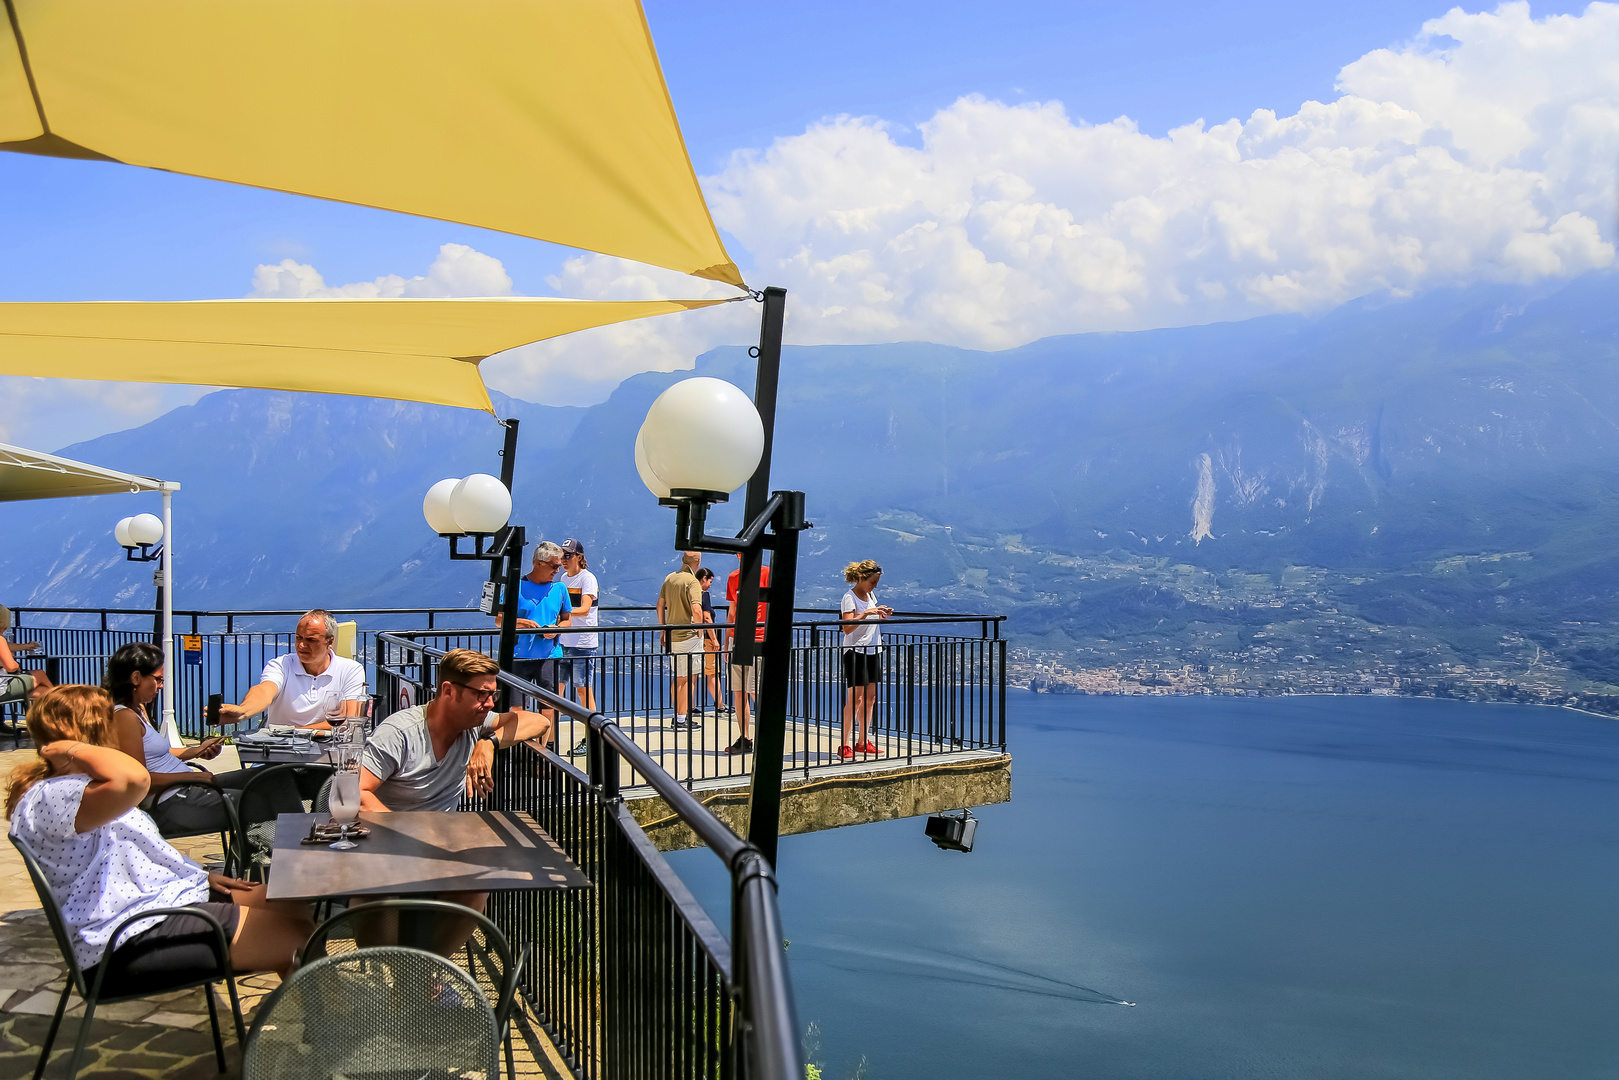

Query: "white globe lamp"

xmin=634 ymin=425 xmax=672 ymax=499
xmin=114 ymin=516 xmax=135 ymax=548
xmin=640 ymin=377 xmax=764 ymax=496
xmin=450 ymin=473 xmax=512 ymax=535
xmin=422 ymin=478 xmax=464 ymax=535
xmin=128 ymin=513 xmax=165 ymax=547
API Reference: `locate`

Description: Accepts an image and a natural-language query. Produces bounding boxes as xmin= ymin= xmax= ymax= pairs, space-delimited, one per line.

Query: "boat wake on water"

xmin=803 ymin=938 xmax=1136 ymax=1006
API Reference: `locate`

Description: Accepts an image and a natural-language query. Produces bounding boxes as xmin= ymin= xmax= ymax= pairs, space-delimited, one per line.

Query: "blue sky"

xmin=0 ymin=1 xmax=1609 ymax=448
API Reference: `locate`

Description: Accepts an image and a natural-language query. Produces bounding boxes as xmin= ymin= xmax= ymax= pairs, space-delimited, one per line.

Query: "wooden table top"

xmin=265 ymin=809 xmax=591 ymax=901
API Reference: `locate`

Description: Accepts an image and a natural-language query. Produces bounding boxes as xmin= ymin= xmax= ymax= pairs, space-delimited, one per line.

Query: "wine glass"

xmin=328 ymin=766 xmax=362 ymax=850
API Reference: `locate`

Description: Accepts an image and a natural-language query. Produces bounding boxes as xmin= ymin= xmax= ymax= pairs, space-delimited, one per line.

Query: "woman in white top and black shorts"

xmin=840 ymin=560 xmax=892 ymax=760
xmin=6 ymin=685 xmax=313 ymax=982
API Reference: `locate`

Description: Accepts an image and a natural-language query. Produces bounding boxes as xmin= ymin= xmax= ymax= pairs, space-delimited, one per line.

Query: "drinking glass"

xmin=329 ymin=769 xmax=361 ymax=850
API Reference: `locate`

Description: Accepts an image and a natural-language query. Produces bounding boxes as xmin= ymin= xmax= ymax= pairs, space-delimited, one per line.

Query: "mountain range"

xmin=5 ymin=270 xmax=1619 ymax=687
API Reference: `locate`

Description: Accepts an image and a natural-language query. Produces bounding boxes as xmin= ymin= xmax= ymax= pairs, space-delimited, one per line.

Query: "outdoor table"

xmin=265 ymin=810 xmax=591 ymax=901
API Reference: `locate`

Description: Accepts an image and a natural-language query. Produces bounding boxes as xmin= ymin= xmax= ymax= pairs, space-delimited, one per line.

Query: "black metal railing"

xmin=376 ymin=633 xmax=799 ymax=1080
xmin=6 ymin=608 xmax=1007 ymax=783
xmin=1 ymin=605 xmax=649 ymax=733
xmin=376 ymin=616 xmax=1006 ymax=792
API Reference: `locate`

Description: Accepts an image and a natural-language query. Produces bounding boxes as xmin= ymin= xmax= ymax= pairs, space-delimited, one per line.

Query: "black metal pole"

xmin=495 ymin=525 xmax=526 ymax=713
xmin=497 ymin=417 xmax=520 ymax=490
xmin=494 ymin=418 xmax=524 ymax=711
xmin=747 ymin=496 xmax=801 ymax=866
xmin=732 ymin=288 xmax=786 ymax=664
xmin=744 ymin=288 xmax=785 ymax=523
xmin=743 ymin=289 xmax=792 ymax=866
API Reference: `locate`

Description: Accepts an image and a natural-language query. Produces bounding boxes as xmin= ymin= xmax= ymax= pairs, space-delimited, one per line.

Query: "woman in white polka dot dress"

xmin=6 ymin=685 xmax=313 ymax=979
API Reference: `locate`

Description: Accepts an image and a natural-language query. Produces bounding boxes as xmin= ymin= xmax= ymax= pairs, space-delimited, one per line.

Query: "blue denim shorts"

xmin=560 ymin=646 xmax=598 ymax=689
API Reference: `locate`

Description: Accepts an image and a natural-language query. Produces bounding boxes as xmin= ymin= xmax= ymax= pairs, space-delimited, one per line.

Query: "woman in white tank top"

xmin=105 ymin=643 xmax=291 ymax=838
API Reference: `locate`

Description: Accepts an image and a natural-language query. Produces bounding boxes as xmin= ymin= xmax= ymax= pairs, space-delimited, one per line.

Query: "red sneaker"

xmin=839 ymin=745 xmax=854 ymax=760
xmin=861 ymin=739 xmax=879 ymax=754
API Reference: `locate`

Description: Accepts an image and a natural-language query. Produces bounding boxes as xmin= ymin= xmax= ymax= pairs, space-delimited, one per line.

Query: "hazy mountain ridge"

xmin=5 ymin=271 xmax=1619 ymax=691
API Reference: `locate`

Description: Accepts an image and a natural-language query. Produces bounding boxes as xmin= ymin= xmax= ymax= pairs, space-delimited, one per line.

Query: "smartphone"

xmin=206 ymin=694 xmax=222 ymax=738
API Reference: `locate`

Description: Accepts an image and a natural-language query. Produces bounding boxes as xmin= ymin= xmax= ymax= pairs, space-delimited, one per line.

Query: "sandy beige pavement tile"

xmin=8 ymin=989 xmax=73 ymax=1016
xmin=142 ymin=1011 xmax=210 ymax=1030
xmin=87 ymin=1000 xmax=162 ymax=1023
xmin=0 ymin=964 xmax=67 ymax=988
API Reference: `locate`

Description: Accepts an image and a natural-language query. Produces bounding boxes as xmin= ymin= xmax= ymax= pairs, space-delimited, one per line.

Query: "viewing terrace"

xmin=1 ymin=601 xmax=1011 ymax=1077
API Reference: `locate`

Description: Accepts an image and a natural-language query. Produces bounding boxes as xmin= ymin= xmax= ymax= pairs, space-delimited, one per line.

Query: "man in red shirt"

xmin=724 ymin=553 xmax=769 ymax=755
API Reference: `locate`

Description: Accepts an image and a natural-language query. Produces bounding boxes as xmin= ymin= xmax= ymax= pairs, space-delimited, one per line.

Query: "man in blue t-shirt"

xmin=497 ymin=540 xmax=571 ymax=705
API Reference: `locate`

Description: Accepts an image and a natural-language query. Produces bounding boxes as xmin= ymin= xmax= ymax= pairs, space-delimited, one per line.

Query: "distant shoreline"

xmin=1019 ymin=684 xmax=1619 ymax=720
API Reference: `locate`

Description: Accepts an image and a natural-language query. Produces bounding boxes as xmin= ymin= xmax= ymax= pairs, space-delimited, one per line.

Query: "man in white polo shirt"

xmin=219 ymin=609 xmax=367 ymax=729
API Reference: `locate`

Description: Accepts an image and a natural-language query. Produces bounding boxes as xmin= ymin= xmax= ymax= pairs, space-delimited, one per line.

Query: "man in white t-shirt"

xmin=219 ymin=609 xmax=367 ymax=730
xmin=557 ymin=538 xmax=600 ymax=715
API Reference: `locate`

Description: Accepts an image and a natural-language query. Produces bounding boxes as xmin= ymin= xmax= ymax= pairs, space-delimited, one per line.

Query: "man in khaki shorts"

xmin=656 ymin=552 xmax=704 ymax=730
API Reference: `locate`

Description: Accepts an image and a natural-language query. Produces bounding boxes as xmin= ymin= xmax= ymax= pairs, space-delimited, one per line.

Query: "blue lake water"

xmin=667 ymin=692 xmax=1619 ymax=1079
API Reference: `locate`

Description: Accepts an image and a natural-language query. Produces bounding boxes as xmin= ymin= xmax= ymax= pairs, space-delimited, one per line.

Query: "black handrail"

xmin=10 ymin=603 xmax=1004 ymax=624
xmin=376 ymin=631 xmax=800 ymax=1080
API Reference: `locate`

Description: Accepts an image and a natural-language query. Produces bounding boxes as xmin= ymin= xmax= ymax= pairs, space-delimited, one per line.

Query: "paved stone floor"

xmin=0 ymin=742 xmax=565 ymax=1077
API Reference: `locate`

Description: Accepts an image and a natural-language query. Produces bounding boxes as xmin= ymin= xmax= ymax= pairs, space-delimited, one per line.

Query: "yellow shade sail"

xmin=0 ymin=297 xmax=731 ymax=414
xmin=0 ymin=0 xmax=742 ymax=287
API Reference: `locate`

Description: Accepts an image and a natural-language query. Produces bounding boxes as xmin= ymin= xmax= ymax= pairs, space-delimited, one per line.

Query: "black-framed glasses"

xmin=448 ymin=681 xmax=499 ymax=703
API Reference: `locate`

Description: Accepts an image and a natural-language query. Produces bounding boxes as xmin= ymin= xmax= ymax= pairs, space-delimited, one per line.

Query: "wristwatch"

xmin=476 ymin=725 xmax=501 ymax=743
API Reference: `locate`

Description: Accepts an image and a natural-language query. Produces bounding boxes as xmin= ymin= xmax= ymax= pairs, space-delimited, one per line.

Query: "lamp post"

xmin=115 ymin=506 xmax=179 ymax=747
xmin=641 ymin=286 xmax=805 ymax=868
xmin=422 ymin=419 xmax=527 ymax=709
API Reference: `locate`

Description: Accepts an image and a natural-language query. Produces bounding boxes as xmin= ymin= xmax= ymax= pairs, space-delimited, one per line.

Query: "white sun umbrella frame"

xmin=0 ymin=442 xmax=181 ymax=745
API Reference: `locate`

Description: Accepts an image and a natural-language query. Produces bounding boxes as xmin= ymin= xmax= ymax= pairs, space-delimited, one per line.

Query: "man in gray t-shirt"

xmin=361 ymin=704 xmax=493 ymax=812
xmin=359 ymin=648 xmax=552 ymax=814
xmin=354 ymin=647 xmax=552 ymax=954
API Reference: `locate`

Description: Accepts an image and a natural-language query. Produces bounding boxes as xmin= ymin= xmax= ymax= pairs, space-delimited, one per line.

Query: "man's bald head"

xmin=681 ymin=551 xmax=701 ymax=571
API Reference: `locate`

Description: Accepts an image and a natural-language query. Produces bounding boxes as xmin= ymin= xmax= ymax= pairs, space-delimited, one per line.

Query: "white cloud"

xmin=250 ymin=242 xmax=513 ymax=298
xmin=0 ymin=378 xmax=208 ymax=452
xmin=248 ymin=241 xmax=755 ymax=406
xmin=261 ymin=3 xmax=1619 ymax=406
xmin=677 ymin=0 xmax=1618 ymax=350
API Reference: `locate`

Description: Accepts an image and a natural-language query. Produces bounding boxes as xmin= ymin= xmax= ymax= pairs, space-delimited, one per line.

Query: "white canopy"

xmin=0 ymin=442 xmax=181 ymax=744
xmin=0 ymin=441 xmax=175 ymax=502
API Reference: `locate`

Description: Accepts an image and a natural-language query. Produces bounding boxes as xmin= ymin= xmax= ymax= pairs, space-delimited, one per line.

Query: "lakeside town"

xmin=1011 ymin=640 xmax=1619 ymax=716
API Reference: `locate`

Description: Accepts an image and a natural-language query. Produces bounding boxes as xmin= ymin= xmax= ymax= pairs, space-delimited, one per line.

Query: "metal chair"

xmin=146 ymin=773 xmax=243 ymax=869
xmin=9 ymin=834 xmax=246 ymax=1080
xmin=301 ymin=898 xmax=530 ymax=1079
xmin=243 ymin=946 xmax=499 ymax=1080
xmin=229 ymin=762 xmax=334 ymax=880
